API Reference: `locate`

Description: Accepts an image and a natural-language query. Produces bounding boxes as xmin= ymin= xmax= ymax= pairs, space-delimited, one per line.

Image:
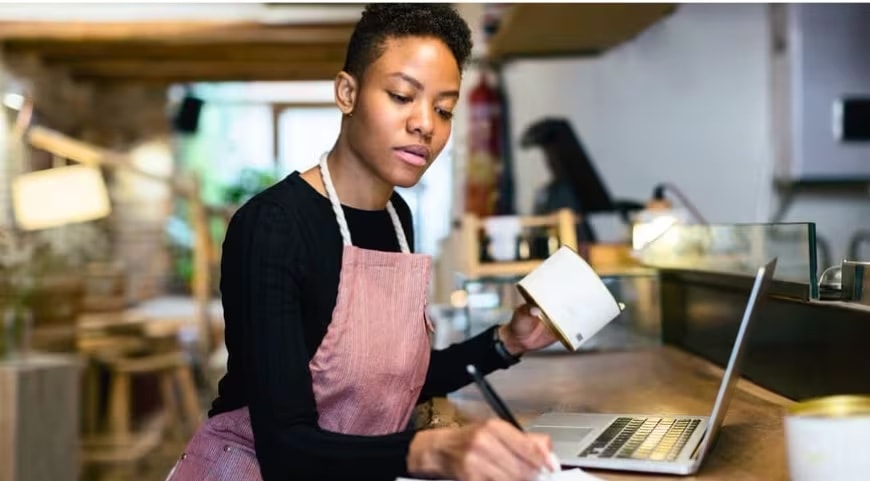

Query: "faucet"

xmin=848 ymin=230 xmax=870 ymax=261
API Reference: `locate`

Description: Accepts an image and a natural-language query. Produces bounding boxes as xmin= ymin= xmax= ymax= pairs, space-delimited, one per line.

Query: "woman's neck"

xmin=303 ymin=139 xmax=393 ymax=211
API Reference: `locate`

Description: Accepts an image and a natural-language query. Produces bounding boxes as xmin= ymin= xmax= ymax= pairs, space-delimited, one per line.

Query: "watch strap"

xmin=493 ymin=326 xmax=522 ymax=365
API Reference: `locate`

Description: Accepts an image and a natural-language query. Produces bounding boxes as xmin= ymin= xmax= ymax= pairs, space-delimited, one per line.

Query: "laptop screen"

xmin=692 ymin=258 xmax=778 ymax=460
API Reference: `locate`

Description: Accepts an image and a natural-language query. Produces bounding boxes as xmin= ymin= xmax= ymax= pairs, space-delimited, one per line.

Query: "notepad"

xmin=396 ymin=466 xmax=605 ymax=481
xmin=545 ymin=469 xmax=607 ymax=481
xmin=395 ymin=451 xmax=607 ymax=481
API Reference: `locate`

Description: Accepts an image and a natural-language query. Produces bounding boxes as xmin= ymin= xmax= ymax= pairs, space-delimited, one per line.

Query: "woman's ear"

xmin=334 ymin=71 xmax=358 ymax=116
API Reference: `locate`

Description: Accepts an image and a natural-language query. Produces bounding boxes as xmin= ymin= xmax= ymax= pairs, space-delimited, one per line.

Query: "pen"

xmin=466 ymin=364 xmax=523 ymax=430
xmin=466 ymin=364 xmax=562 ymax=475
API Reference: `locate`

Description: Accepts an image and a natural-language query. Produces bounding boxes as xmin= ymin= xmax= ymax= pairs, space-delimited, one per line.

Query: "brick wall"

xmin=1 ymin=53 xmax=177 ymax=302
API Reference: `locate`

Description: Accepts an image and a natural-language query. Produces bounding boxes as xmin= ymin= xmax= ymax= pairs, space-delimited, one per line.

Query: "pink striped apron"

xmin=166 ymin=154 xmax=433 ymax=480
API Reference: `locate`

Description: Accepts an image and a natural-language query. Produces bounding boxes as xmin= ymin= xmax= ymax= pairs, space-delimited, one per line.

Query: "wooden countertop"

xmin=445 ymin=346 xmax=794 ymax=481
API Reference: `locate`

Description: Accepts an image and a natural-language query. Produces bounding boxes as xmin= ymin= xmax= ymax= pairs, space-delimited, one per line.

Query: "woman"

xmin=168 ymin=4 xmax=559 ymax=481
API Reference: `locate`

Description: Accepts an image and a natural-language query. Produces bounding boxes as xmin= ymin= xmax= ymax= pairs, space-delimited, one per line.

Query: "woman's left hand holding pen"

xmin=407 ymin=419 xmax=555 ymax=481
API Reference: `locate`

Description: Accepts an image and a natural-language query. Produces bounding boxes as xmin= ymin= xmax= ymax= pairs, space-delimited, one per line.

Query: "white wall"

xmin=503 ymin=4 xmax=775 ymax=224
xmin=459 ymin=3 xmax=870 ymax=265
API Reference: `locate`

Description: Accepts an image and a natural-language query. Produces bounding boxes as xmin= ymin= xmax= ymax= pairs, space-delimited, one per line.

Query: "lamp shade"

xmin=12 ymin=164 xmax=111 ymax=231
xmin=631 ymin=206 xmax=696 ymax=251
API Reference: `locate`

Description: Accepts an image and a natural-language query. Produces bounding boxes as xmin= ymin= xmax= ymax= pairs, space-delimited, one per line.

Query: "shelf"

xmin=466 ymin=243 xmax=651 ymax=281
xmin=472 ymin=260 xmax=544 ymax=279
xmin=471 ymin=261 xmax=653 ymax=280
xmin=487 ymin=3 xmax=676 ymax=61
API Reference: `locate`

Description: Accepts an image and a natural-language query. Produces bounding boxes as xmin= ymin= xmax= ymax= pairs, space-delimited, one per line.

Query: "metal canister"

xmin=785 ymin=395 xmax=870 ymax=481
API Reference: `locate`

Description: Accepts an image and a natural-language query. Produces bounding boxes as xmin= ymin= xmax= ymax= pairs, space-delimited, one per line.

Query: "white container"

xmin=517 ymin=246 xmax=623 ymax=351
xmin=483 ymin=216 xmax=522 ymax=261
xmin=785 ymin=395 xmax=870 ymax=481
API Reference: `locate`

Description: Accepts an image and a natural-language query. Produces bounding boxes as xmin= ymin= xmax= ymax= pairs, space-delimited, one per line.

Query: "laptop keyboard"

xmin=579 ymin=417 xmax=701 ymax=461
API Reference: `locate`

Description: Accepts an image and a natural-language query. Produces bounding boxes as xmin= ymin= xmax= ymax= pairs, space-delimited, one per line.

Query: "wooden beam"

xmin=0 ymin=21 xmax=354 ymax=44
xmin=0 ymin=20 xmax=353 ymax=82
xmin=4 ymin=40 xmax=349 ymax=63
xmin=488 ymin=4 xmax=675 ymax=60
xmin=67 ymin=59 xmax=344 ymax=82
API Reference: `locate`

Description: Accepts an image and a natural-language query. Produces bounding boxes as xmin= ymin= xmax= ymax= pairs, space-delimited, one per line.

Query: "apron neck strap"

xmin=318 ymin=153 xmax=411 ymax=253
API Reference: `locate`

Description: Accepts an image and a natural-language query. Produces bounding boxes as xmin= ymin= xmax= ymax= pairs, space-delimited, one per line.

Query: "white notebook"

xmin=396 ymin=466 xmax=605 ymax=481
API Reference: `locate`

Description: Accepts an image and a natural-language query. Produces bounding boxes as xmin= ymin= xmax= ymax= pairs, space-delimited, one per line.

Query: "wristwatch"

xmin=493 ymin=326 xmax=522 ymax=365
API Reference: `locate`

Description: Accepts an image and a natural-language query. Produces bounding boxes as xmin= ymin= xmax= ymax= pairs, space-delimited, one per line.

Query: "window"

xmin=277 ymin=105 xmax=342 ymax=175
xmin=276 ymin=104 xmax=455 ymax=256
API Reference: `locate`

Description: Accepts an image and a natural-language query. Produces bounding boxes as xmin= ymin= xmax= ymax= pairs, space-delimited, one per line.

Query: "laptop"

xmin=526 ymin=257 xmax=777 ymax=475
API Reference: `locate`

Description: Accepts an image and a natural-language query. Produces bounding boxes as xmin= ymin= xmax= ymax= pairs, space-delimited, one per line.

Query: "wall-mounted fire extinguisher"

xmin=465 ymin=70 xmax=504 ymax=218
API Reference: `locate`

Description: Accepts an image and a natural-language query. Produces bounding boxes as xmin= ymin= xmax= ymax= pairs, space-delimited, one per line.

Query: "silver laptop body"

xmin=527 ymin=258 xmax=777 ymax=475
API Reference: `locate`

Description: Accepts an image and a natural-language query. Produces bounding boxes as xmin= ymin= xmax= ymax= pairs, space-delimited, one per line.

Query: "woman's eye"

xmin=388 ymin=92 xmax=411 ymax=104
xmin=436 ymin=108 xmax=454 ymax=120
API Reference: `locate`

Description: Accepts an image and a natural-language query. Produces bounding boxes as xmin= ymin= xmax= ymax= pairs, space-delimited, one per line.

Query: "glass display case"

xmin=453 ymin=222 xmax=821 ymax=354
xmin=457 ymin=268 xmax=661 ymax=353
xmin=634 ymin=222 xmax=819 ymax=299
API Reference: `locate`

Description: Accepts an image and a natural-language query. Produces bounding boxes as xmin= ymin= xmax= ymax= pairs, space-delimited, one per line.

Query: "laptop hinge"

xmin=689 ymin=428 xmax=710 ymax=460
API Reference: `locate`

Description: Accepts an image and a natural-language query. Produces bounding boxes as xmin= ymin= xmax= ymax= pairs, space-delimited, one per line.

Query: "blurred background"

xmin=1 ymin=3 xmax=869 ymax=481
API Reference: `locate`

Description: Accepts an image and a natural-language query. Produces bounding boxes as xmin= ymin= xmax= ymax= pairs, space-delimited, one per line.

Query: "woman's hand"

xmin=407 ymin=419 xmax=555 ymax=481
xmin=498 ymin=304 xmax=559 ymax=356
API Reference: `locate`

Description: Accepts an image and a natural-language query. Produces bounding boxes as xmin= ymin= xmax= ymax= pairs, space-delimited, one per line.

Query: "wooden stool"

xmin=83 ymin=349 xmax=201 ymax=463
xmin=78 ymin=333 xmax=146 ymax=437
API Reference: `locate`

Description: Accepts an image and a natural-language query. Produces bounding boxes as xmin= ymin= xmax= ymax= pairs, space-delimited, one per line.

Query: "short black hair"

xmin=342 ymin=3 xmax=473 ymax=80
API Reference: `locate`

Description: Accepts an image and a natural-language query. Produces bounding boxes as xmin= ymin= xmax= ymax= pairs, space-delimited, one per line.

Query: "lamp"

xmin=2 ymin=96 xmax=111 ymax=357
xmin=11 ymin=164 xmax=111 ymax=231
xmin=631 ymin=182 xmax=706 ymax=251
xmin=21 ymin=124 xmax=220 ymax=359
xmin=6 ymin=93 xmax=110 ymax=232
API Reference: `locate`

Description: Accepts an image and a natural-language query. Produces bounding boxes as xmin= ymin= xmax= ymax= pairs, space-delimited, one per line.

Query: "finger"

xmin=528 ymin=433 xmax=560 ymax=472
xmin=521 ymin=304 xmax=544 ymax=323
xmin=486 ymin=419 xmax=550 ymax=472
xmin=527 ymin=320 xmax=559 ymax=349
xmin=512 ymin=304 xmax=535 ymax=323
xmin=509 ymin=309 xmax=543 ymax=339
xmin=529 ymin=432 xmax=552 ymax=453
xmin=456 ymin=450 xmax=496 ymax=481
xmin=514 ymin=302 xmax=531 ymax=312
xmin=465 ymin=427 xmax=529 ymax=481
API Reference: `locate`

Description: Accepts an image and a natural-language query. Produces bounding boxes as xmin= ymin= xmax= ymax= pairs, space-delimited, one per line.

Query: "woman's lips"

xmin=394 ymin=148 xmax=427 ymax=167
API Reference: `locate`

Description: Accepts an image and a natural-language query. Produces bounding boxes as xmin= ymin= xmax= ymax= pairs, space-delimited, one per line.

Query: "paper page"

xmin=395 ymin=453 xmax=607 ymax=481
xmin=548 ymin=468 xmax=608 ymax=480
xmin=396 ymin=467 xmax=606 ymax=481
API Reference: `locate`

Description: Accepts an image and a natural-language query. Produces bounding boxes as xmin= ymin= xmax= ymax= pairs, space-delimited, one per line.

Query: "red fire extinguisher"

xmin=465 ymin=70 xmax=503 ymax=217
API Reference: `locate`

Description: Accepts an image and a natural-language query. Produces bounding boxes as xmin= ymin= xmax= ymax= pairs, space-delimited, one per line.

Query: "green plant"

xmin=0 ymin=223 xmax=110 ymax=336
xmin=221 ymin=167 xmax=279 ymax=206
xmin=0 ymin=229 xmax=37 ymax=314
xmin=0 ymin=230 xmax=69 ymax=356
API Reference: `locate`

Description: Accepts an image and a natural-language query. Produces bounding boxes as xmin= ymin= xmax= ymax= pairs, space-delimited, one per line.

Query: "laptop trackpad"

xmin=530 ymin=426 xmax=593 ymax=443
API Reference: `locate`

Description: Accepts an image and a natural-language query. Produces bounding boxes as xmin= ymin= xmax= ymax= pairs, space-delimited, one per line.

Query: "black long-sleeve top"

xmin=209 ymin=172 xmax=516 ymax=481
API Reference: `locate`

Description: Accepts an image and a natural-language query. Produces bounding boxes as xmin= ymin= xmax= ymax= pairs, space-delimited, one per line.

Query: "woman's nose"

xmin=407 ymin=104 xmax=434 ymax=138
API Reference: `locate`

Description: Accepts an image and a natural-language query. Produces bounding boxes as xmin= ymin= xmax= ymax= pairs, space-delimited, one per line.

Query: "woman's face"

xmin=342 ymin=36 xmax=461 ymax=188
